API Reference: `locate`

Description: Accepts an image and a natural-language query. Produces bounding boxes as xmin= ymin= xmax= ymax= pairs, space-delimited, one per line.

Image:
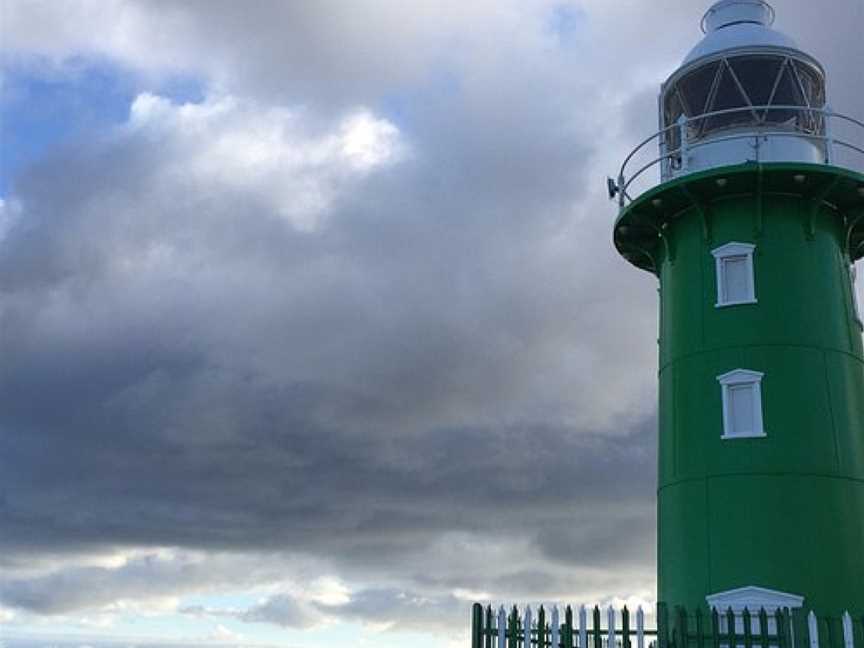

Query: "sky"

xmin=0 ymin=1 xmax=862 ymax=647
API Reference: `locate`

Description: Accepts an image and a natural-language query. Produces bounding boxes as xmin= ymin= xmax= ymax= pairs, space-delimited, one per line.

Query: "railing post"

xmin=824 ymin=104 xmax=835 ymax=164
xmin=473 ymin=603 xmax=485 ymax=648
xmin=678 ymin=115 xmax=689 ymax=173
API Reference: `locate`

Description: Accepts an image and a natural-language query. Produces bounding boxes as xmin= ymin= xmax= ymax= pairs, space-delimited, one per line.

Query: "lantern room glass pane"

xmin=664 ymin=89 xmax=685 ymax=154
xmin=767 ymin=63 xmax=806 ymax=126
xmin=704 ymin=66 xmax=751 ymax=132
xmin=679 ymin=61 xmax=721 ymax=116
xmin=793 ymin=61 xmax=825 ymax=108
xmin=729 ymin=56 xmax=784 ymax=113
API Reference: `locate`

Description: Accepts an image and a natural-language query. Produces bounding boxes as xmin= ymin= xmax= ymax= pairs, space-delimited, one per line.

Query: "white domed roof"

xmin=683 ymin=22 xmax=801 ymax=67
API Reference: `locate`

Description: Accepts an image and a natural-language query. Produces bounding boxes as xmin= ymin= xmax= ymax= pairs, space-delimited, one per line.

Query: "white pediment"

xmin=706 ymin=586 xmax=804 ymax=612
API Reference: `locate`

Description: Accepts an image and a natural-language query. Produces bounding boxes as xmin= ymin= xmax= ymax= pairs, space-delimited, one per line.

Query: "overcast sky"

xmin=0 ymin=1 xmax=862 ymax=647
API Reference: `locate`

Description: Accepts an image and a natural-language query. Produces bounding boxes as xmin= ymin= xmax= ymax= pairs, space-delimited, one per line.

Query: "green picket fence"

xmin=471 ymin=603 xmax=864 ymax=648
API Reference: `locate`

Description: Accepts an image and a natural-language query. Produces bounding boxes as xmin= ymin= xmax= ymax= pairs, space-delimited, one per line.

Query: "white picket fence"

xmin=471 ymin=603 xmax=864 ymax=648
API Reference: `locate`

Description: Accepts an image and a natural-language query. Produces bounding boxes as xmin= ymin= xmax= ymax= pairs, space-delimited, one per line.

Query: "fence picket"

xmin=758 ymin=608 xmax=769 ymax=648
xmin=623 ymin=606 xmax=631 ymax=648
xmin=552 ymin=606 xmax=560 ymax=648
xmin=637 ymin=606 xmax=645 ymax=648
xmin=710 ymin=608 xmax=720 ymax=648
xmin=726 ymin=608 xmax=737 ymax=648
xmin=659 ymin=603 xmax=671 ymax=648
xmin=511 ymin=605 xmax=520 ymax=648
xmin=807 ymin=612 xmax=819 ymax=648
xmin=776 ymin=608 xmax=791 ymax=648
xmin=743 ymin=607 xmax=753 ymax=648
xmin=486 ymin=606 xmax=494 ymax=648
xmin=539 ymin=607 xmax=546 ymax=648
xmin=676 ymin=606 xmax=689 ymax=648
xmin=473 ymin=603 xmax=484 ymax=648
xmin=825 ymin=616 xmax=837 ymax=648
xmin=565 ymin=606 xmax=574 ymax=648
xmin=542 ymin=607 xmax=549 ymax=648
xmin=593 ymin=606 xmax=603 ymax=648
xmin=499 ymin=606 xmax=507 ymax=648
xmin=526 ymin=607 xmax=533 ymax=648
xmin=843 ymin=612 xmax=854 ymax=648
xmin=580 ymin=606 xmax=588 ymax=648
xmin=609 ymin=606 xmax=617 ymax=648
xmin=695 ymin=608 xmax=705 ymax=648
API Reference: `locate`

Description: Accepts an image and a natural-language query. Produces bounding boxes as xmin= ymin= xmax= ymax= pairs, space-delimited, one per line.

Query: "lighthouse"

xmin=612 ymin=0 xmax=864 ymax=615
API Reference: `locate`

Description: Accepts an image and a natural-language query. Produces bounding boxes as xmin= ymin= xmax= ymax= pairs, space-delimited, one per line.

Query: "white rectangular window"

xmin=718 ymin=369 xmax=766 ymax=439
xmin=712 ymin=242 xmax=756 ymax=307
xmin=722 ymin=256 xmax=749 ymax=303
xmin=728 ymin=383 xmax=755 ymax=435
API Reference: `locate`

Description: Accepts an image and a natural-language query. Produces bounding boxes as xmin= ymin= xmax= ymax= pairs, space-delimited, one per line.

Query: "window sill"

xmin=721 ymin=432 xmax=768 ymax=440
xmin=715 ymin=299 xmax=758 ymax=308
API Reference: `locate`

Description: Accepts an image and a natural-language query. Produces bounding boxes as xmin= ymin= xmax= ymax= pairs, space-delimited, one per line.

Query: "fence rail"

xmin=471 ymin=603 xmax=864 ymax=648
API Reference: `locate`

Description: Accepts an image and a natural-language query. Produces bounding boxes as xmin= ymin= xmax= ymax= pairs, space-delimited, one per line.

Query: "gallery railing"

xmin=609 ymin=106 xmax=864 ymax=212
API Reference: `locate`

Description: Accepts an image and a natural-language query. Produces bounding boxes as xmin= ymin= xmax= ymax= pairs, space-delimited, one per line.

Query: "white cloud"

xmin=124 ymin=93 xmax=404 ymax=232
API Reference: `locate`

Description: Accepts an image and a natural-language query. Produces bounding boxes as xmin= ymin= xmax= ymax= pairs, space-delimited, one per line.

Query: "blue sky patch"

xmin=545 ymin=3 xmax=588 ymax=45
xmin=0 ymin=56 xmax=205 ymax=195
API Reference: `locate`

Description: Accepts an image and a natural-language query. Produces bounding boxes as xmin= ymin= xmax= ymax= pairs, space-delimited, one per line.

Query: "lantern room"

xmin=659 ymin=0 xmax=828 ymax=180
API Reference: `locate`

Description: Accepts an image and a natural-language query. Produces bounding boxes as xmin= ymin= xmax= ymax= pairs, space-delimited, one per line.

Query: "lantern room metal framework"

xmin=610 ymin=0 xmax=864 ymax=615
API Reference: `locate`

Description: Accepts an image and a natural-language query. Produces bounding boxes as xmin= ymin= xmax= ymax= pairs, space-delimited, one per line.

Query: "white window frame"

xmin=712 ymin=242 xmax=757 ymax=308
xmin=717 ymin=369 xmax=766 ymax=439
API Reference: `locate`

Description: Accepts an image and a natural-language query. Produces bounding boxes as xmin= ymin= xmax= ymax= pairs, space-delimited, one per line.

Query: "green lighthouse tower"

xmin=611 ymin=0 xmax=864 ymax=614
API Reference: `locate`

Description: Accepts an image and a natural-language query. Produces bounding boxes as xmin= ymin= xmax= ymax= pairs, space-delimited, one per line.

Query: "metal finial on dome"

xmin=701 ymin=0 xmax=775 ymax=34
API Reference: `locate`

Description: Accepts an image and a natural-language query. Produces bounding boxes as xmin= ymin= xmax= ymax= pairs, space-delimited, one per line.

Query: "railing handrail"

xmin=621 ymin=131 xmax=864 ymax=199
xmin=614 ymin=105 xmax=864 ymax=212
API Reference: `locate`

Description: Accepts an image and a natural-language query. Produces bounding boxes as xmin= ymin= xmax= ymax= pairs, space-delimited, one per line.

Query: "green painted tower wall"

xmin=614 ymin=163 xmax=864 ymax=614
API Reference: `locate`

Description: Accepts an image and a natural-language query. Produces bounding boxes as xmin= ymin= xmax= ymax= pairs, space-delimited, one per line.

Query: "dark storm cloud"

xmin=0 ymin=0 xmax=860 ymax=632
xmin=0 ymin=61 xmax=657 ymax=619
